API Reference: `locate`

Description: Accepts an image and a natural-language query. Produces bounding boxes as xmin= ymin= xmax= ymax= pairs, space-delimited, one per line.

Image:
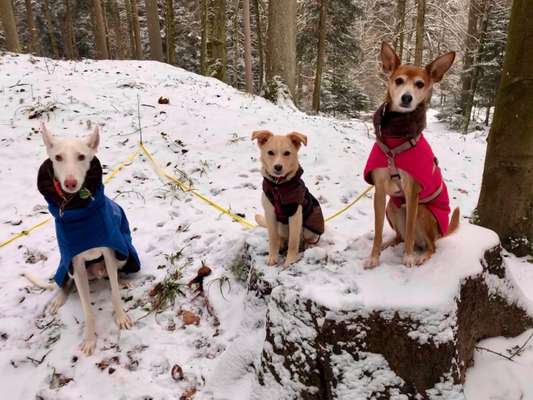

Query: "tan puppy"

xmin=252 ymin=130 xmax=324 ymax=267
xmin=364 ymin=43 xmax=459 ymax=268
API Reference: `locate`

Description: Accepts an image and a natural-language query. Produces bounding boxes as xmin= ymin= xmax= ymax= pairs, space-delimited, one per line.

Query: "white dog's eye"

xmin=283 ymin=151 xmax=291 ymax=156
xmin=55 ymin=154 xmax=63 ymax=162
xmin=78 ymin=154 xmax=86 ymax=161
xmin=267 ymin=150 xmax=274 ymax=156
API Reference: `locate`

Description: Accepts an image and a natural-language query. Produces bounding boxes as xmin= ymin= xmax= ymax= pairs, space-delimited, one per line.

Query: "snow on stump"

xmin=240 ymin=224 xmax=533 ymax=399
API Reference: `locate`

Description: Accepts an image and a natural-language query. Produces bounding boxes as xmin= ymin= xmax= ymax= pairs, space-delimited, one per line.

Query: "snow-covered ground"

xmin=0 ymin=53 xmax=531 ymax=399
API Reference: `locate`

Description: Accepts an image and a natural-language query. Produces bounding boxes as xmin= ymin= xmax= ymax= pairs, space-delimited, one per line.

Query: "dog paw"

xmin=48 ymin=294 xmax=67 ymax=315
xmin=79 ymin=335 xmax=96 ymax=356
xmin=403 ymin=254 xmax=417 ymax=268
xmin=115 ymin=311 xmax=133 ymax=330
xmin=363 ymin=256 xmax=380 ymax=269
xmin=266 ymin=254 xmax=278 ymax=266
xmin=283 ymin=254 xmax=299 ymax=267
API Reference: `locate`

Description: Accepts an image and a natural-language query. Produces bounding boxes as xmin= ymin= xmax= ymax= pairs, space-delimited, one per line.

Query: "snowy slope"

xmin=0 ymin=53 xmax=531 ymax=399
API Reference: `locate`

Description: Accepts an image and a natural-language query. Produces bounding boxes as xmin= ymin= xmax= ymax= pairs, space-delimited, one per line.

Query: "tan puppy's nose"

xmin=64 ymin=176 xmax=78 ymax=191
xmin=274 ymin=164 xmax=283 ymax=173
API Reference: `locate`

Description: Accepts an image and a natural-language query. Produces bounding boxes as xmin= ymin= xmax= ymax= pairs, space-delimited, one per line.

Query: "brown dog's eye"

xmin=415 ymin=81 xmax=425 ymax=89
xmin=55 ymin=155 xmax=63 ymax=162
xmin=283 ymin=151 xmax=291 ymax=156
xmin=78 ymin=154 xmax=86 ymax=161
xmin=395 ymin=77 xmax=404 ymax=85
xmin=267 ymin=150 xmax=274 ymax=156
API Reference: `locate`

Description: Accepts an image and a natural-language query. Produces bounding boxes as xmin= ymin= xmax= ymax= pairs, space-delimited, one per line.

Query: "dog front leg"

xmin=401 ymin=174 xmax=420 ymax=267
xmin=365 ymin=180 xmax=387 ymax=269
xmin=48 ymin=279 xmax=73 ymax=315
xmin=285 ymin=205 xmax=303 ymax=267
xmin=102 ymin=248 xmax=133 ymax=330
xmin=72 ymin=256 xmax=96 ymax=356
xmin=262 ymin=194 xmax=281 ymax=266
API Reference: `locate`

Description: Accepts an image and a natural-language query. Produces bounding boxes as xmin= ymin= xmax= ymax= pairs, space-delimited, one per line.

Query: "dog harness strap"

xmin=419 ymin=182 xmax=443 ymax=204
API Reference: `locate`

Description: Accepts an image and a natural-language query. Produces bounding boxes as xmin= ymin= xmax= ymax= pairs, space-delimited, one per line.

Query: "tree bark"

xmin=312 ymin=0 xmax=327 ymax=113
xmin=476 ymin=0 xmax=533 ymax=257
xmin=232 ymin=0 xmax=239 ymax=86
xmin=414 ymin=0 xmax=426 ymax=66
xmin=93 ymin=0 xmax=109 ymax=59
xmin=128 ymin=0 xmax=143 ymax=59
xmin=0 ymin=0 xmax=20 ymax=52
xmin=108 ymin=0 xmax=127 ymax=59
xmin=252 ymin=0 xmax=264 ymax=92
xmin=243 ymin=0 xmax=253 ymax=93
xmin=44 ymin=0 xmax=60 ymax=58
xmin=200 ymin=0 xmax=208 ymax=75
xmin=460 ymin=0 xmax=485 ymax=113
xmin=207 ymin=0 xmax=228 ymax=82
xmin=63 ymin=0 xmax=78 ymax=59
xmin=265 ymin=0 xmax=297 ymax=99
xmin=165 ymin=0 xmax=177 ymax=64
xmin=394 ymin=0 xmax=407 ymax=62
xmin=24 ymin=0 xmax=40 ymax=55
xmin=145 ymin=0 xmax=164 ymax=61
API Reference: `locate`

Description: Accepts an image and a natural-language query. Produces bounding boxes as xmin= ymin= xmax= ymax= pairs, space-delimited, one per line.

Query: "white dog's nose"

xmin=64 ymin=176 xmax=78 ymax=191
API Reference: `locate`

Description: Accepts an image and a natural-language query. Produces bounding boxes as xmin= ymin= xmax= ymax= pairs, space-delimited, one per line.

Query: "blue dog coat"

xmin=46 ymin=184 xmax=141 ymax=287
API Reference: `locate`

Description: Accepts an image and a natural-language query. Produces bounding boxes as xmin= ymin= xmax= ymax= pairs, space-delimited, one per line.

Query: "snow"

xmin=0 ymin=53 xmax=532 ymax=399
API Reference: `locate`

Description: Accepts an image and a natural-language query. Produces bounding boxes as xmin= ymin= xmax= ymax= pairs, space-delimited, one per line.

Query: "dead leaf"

xmin=180 ymin=387 xmax=197 ymax=400
xmin=187 ymin=263 xmax=212 ymax=290
xmin=181 ymin=310 xmax=200 ymax=326
xmin=171 ymin=364 xmax=184 ymax=381
xmin=158 ymin=96 xmax=170 ymax=104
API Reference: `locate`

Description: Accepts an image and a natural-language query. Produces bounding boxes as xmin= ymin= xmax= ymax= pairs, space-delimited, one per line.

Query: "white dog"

xmin=25 ymin=122 xmax=140 ymax=356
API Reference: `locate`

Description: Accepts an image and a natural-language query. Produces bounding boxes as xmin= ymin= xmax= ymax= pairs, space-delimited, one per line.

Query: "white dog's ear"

xmin=86 ymin=126 xmax=100 ymax=151
xmin=287 ymin=132 xmax=307 ymax=149
xmin=40 ymin=121 xmax=54 ymax=149
xmin=251 ymin=130 xmax=273 ymax=146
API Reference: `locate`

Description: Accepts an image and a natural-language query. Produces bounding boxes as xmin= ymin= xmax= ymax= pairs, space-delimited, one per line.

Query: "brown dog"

xmin=363 ymin=43 xmax=459 ymax=268
xmin=252 ymin=131 xmax=324 ymax=267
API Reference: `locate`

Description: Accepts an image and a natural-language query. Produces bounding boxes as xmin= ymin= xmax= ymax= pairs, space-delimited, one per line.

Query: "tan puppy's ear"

xmin=287 ymin=132 xmax=307 ymax=149
xmin=425 ymin=51 xmax=455 ymax=83
xmin=381 ymin=42 xmax=400 ymax=75
xmin=251 ymin=130 xmax=273 ymax=146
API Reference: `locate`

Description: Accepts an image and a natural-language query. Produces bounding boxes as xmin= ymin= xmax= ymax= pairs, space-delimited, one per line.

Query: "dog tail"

xmin=21 ymin=272 xmax=56 ymax=290
xmin=444 ymin=207 xmax=460 ymax=237
xmin=255 ymin=214 xmax=267 ymax=228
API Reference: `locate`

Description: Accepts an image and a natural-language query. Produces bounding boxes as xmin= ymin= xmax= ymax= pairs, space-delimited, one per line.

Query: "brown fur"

xmin=365 ymin=43 xmax=458 ymax=269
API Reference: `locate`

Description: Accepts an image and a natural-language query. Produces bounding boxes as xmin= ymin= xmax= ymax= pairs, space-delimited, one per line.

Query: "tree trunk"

xmin=232 ymin=0 xmax=239 ymax=86
xmin=243 ymin=0 xmax=253 ymax=93
xmin=252 ymin=0 xmax=264 ymax=92
xmin=44 ymin=0 xmax=60 ymax=58
xmin=63 ymin=0 xmax=78 ymax=59
xmin=145 ymin=0 xmax=164 ymax=61
xmin=476 ymin=0 xmax=533 ymax=257
xmin=128 ymin=0 xmax=143 ymax=59
xmin=200 ymin=0 xmax=208 ymax=75
xmin=165 ymin=0 xmax=177 ymax=64
xmin=0 ymin=0 xmax=20 ymax=52
xmin=460 ymin=0 xmax=485 ymax=113
xmin=462 ymin=0 xmax=491 ymax=134
xmin=312 ymin=0 xmax=327 ymax=113
xmin=414 ymin=0 xmax=426 ymax=66
xmin=394 ymin=0 xmax=407 ymax=62
xmin=108 ymin=0 xmax=127 ymax=59
xmin=102 ymin=1 xmax=112 ymax=57
xmin=207 ymin=0 xmax=228 ymax=82
xmin=24 ymin=0 xmax=40 ymax=55
xmin=93 ymin=0 xmax=109 ymax=59
xmin=265 ymin=0 xmax=297 ymax=100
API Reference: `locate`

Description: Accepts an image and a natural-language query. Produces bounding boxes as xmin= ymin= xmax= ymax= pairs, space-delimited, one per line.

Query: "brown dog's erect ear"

xmin=40 ymin=121 xmax=54 ymax=149
xmin=381 ymin=42 xmax=401 ymax=75
xmin=86 ymin=125 xmax=100 ymax=151
xmin=425 ymin=52 xmax=455 ymax=83
xmin=287 ymin=132 xmax=307 ymax=149
xmin=251 ymin=130 xmax=273 ymax=146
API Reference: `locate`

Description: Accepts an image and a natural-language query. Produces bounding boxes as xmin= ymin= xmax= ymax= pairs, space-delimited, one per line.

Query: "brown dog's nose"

xmin=401 ymin=93 xmax=413 ymax=104
xmin=274 ymin=164 xmax=283 ymax=172
xmin=64 ymin=176 xmax=78 ymax=191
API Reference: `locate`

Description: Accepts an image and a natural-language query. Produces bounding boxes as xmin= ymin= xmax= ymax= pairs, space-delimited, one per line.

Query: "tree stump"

xmin=240 ymin=224 xmax=533 ymax=399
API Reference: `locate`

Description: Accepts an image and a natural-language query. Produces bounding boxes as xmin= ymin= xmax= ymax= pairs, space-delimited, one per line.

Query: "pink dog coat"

xmin=364 ymin=134 xmax=451 ymax=235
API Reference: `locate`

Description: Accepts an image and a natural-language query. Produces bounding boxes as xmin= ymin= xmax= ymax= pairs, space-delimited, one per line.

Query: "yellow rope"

xmin=325 ymin=185 xmax=374 ymax=222
xmin=140 ymin=143 xmax=257 ymax=229
xmin=0 ymin=148 xmax=141 ymax=249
